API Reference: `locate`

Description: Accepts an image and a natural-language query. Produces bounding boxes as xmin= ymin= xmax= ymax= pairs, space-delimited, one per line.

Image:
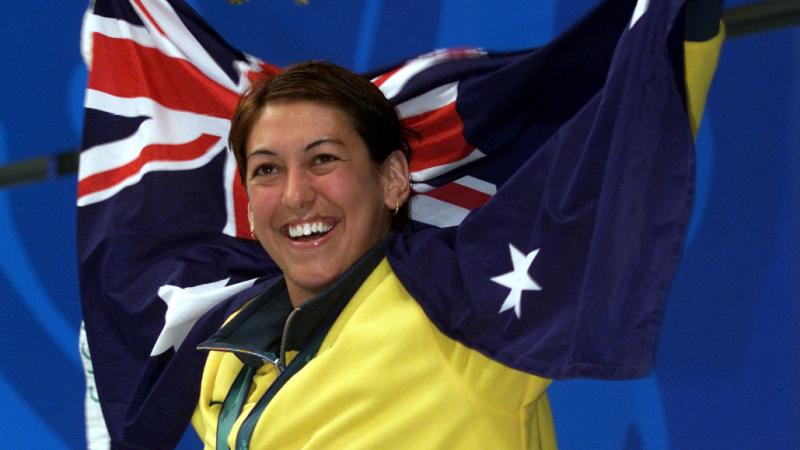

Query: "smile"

xmin=286 ymin=220 xmax=335 ymax=240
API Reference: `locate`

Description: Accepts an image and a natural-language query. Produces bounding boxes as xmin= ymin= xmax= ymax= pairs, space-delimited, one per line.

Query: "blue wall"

xmin=0 ymin=1 xmax=796 ymax=448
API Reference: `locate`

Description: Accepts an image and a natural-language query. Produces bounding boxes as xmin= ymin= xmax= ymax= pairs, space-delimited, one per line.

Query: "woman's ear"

xmin=381 ymin=150 xmax=411 ymax=209
xmin=247 ymin=204 xmax=257 ymax=240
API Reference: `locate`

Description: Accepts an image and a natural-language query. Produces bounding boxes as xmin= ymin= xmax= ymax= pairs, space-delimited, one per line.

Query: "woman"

xmin=192 ymin=62 xmax=556 ymax=449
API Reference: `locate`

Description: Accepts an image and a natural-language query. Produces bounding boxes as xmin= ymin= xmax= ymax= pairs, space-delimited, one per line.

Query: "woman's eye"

xmin=313 ymin=154 xmax=339 ymax=165
xmin=252 ymin=164 xmax=278 ymax=177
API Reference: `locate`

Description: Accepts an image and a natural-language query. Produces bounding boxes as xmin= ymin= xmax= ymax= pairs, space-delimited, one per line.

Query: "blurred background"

xmin=0 ymin=0 xmax=797 ymax=448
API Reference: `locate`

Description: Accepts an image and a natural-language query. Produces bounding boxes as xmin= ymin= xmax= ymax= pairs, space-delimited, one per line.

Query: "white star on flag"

xmin=629 ymin=0 xmax=650 ymax=28
xmin=491 ymin=244 xmax=542 ymax=319
xmin=150 ymin=277 xmax=257 ymax=356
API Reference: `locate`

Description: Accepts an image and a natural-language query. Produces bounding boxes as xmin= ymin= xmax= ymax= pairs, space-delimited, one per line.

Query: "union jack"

xmin=79 ymin=1 xmax=496 ymax=234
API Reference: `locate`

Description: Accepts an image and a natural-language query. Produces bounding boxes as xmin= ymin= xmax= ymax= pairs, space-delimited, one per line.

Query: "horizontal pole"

xmin=724 ymin=0 xmax=800 ymax=37
xmin=0 ymin=151 xmax=78 ymax=188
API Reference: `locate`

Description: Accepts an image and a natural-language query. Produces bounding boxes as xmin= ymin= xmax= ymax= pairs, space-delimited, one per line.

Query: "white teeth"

xmin=288 ymin=221 xmax=333 ymax=239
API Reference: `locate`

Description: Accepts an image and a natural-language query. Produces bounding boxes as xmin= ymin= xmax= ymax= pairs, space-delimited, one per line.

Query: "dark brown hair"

xmin=229 ymin=61 xmax=414 ymax=229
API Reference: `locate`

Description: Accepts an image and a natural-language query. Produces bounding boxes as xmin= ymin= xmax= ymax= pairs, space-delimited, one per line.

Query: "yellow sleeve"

xmin=684 ymin=21 xmax=725 ymax=137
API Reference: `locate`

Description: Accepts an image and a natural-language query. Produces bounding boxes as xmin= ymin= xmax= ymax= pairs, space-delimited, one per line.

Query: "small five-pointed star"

xmin=491 ymin=244 xmax=542 ymax=318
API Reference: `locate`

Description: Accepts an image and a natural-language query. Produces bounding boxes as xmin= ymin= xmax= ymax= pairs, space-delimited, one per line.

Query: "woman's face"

xmin=245 ymin=101 xmax=407 ymax=306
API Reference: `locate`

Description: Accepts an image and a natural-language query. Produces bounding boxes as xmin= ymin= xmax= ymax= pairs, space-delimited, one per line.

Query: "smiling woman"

xmin=243 ymin=99 xmax=409 ymax=306
xmin=228 ymin=62 xmax=414 ymax=308
xmin=223 ymin=63 xmax=410 ymax=307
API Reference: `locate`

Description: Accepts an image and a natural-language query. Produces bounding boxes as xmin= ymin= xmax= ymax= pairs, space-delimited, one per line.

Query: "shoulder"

xmin=330 ymin=258 xmax=550 ymax=411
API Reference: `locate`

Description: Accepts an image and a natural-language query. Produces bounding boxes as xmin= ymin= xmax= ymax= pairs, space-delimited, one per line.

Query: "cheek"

xmin=247 ymin=187 xmax=281 ymax=223
xmin=321 ymin=172 xmax=383 ymax=215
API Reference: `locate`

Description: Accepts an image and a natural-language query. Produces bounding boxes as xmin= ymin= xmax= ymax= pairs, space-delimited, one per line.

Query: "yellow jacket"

xmin=194 ymin=257 xmax=555 ymax=449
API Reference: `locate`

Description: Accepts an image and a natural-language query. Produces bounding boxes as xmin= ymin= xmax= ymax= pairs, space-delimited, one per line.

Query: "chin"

xmin=286 ymin=267 xmax=339 ymax=299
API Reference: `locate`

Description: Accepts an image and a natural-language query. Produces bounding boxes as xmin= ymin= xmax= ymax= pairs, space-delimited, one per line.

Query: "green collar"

xmin=198 ymin=238 xmax=387 ymax=368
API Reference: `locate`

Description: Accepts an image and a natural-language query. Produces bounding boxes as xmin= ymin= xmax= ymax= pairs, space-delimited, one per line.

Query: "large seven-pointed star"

xmin=490 ymin=244 xmax=542 ymax=319
xmin=150 ymin=278 xmax=256 ymax=356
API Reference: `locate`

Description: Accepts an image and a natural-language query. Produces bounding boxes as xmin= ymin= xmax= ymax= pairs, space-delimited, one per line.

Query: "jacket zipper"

xmin=278 ymin=307 xmax=302 ymax=372
xmin=198 ymin=344 xmax=281 ymax=371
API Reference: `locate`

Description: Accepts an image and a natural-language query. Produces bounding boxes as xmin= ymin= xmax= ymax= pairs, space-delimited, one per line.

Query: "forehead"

xmin=245 ymin=101 xmax=358 ymax=153
xmin=245 ymin=101 xmax=365 ymax=159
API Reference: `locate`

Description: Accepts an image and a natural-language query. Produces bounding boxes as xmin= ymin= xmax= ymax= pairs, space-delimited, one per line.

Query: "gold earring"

xmin=393 ymin=201 xmax=400 ymax=216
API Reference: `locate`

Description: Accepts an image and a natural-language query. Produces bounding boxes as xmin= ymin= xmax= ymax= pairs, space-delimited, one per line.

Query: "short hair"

xmin=229 ymin=61 xmax=414 ymax=230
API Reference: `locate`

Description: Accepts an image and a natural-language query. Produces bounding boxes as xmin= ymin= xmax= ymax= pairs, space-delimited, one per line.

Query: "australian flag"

xmin=78 ymin=0 xmax=694 ymax=447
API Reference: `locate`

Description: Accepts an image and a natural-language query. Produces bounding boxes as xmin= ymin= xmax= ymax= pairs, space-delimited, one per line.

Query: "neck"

xmin=283 ymin=232 xmax=391 ymax=308
xmin=287 ymin=284 xmax=316 ymax=309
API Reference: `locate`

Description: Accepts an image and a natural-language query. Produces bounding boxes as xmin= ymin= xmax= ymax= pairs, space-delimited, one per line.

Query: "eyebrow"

xmin=246 ymin=139 xmax=345 ymax=161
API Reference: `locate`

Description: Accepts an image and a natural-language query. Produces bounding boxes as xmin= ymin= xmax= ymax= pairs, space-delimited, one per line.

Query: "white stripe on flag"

xmin=410 ymin=194 xmax=470 ymax=228
xmin=378 ymin=50 xmax=468 ymax=100
xmin=80 ymin=90 xmax=229 ymax=180
xmin=410 ymin=148 xmax=486 ymax=183
xmin=454 ymin=175 xmax=497 ymax=195
xmin=412 ymin=176 xmax=495 ymax=196
xmin=132 ymin=0 xmax=238 ymax=91
xmin=77 ymin=140 xmax=227 ymax=207
xmin=89 ymin=13 xmax=184 ymax=60
xmin=395 ymin=82 xmax=458 ymax=119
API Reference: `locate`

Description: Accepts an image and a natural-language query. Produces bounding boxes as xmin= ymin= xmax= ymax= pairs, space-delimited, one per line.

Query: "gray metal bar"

xmin=0 ymin=152 xmax=78 ymax=188
xmin=0 ymin=157 xmax=50 ymax=188
xmin=724 ymin=0 xmax=800 ymax=37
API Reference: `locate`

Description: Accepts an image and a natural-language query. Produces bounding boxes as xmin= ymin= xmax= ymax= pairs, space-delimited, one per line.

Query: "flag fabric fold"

xmin=78 ymin=0 xmax=693 ymax=447
xmin=389 ymin=0 xmax=693 ymax=380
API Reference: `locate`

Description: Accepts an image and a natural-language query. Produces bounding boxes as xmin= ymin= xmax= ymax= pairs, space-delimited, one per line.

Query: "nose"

xmin=281 ymin=168 xmax=315 ymax=211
